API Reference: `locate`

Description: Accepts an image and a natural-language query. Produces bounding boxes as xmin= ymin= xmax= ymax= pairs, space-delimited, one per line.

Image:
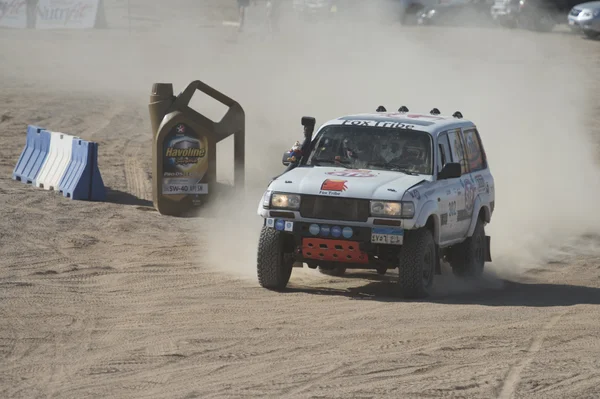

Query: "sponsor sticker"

xmin=320 ymin=179 xmax=348 ymax=195
xmin=162 ymin=122 xmax=209 ymax=197
xmin=284 ymin=221 xmax=294 ymax=232
xmin=342 ymin=227 xmax=353 ymax=238
xmin=275 ymin=219 xmax=285 ymax=231
xmin=326 ymin=169 xmax=376 ymax=178
xmin=331 ymin=226 xmax=342 ymax=238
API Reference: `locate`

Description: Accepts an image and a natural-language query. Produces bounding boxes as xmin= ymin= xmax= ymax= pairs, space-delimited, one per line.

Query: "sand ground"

xmin=1 ymin=1 xmax=600 ymax=398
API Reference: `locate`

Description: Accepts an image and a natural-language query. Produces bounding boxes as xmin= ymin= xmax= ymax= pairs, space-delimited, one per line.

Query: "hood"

xmin=269 ymin=166 xmax=431 ymax=201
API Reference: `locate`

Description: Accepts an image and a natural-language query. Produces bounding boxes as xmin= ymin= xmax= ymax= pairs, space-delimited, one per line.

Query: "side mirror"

xmin=438 ymin=162 xmax=462 ymax=180
xmin=283 ymin=140 xmax=303 ymax=167
xmin=282 ymin=151 xmax=295 ymax=166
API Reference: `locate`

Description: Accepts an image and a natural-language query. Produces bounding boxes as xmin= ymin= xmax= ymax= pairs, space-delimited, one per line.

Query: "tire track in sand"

xmin=124 ymin=157 xmax=151 ymax=201
xmin=497 ymin=311 xmax=568 ymax=399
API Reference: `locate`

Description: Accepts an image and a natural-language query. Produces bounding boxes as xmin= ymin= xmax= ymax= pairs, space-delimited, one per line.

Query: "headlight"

xmin=427 ymin=9 xmax=436 ymax=17
xmin=270 ymin=193 xmax=301 ymax=210
xmin=370 ymin=201 xmax=415 ymax=218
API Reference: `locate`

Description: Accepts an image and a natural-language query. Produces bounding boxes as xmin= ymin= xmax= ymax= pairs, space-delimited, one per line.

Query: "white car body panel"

xmin=258 ymin=110 xmax=495 ymax=250
xmin=267 ymin=166 xmax=429 ymax=201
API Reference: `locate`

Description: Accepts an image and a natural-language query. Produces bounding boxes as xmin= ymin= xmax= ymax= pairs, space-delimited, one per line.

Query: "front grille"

xmin=300 ymin=195 xmax=370 ymax=222
xmin=570 ymin=8 xmax=581 ymax=16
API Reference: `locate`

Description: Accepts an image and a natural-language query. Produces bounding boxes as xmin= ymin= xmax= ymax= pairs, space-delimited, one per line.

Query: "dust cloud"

xmin=4 ymin=0 xmax=597 ymax=285
xmin=195 ymin=1 xmax=600 ymax=286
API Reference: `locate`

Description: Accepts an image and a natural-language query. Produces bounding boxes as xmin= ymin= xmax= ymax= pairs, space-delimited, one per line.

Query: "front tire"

xmin=397 ymin=228 xmax=436 ymax=299
xmin=257 ymin=226 xmax=293 ymax=290
xmin=448 ymin=218 xmax=486 ymax=278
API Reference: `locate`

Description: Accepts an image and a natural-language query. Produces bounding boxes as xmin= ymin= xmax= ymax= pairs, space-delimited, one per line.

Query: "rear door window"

xmin=462 ymin=128 xmax=487 ymax=172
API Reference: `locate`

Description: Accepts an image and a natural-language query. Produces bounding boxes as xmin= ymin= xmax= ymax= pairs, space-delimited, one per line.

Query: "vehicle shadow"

xmin=105 ymin=187 xmax=153 ymax=207
xmin=285 ymin=270 xmax=600 ymax=307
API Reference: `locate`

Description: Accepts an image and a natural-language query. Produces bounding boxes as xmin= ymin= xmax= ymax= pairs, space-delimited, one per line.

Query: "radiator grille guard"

xmin=299 ymin=195 xmax=370 ymax=222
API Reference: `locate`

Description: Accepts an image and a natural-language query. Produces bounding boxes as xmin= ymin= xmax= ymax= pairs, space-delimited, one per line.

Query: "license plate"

xmin=371 ymin=228 xmax=404 ymax=245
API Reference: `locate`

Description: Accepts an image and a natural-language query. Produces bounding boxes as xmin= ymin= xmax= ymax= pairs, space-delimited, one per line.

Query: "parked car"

xmin=492 ymin=0 xmax=583 ymax=31
xmin=418 ymin=0 xmax=495 ymax=26
xmin=567 ymin=1 xmax=600 ymax=38
xmin=388 ymin=0 xmax=442 ymax=24
xmin=292 ymin=0 xmax=339 ymax=21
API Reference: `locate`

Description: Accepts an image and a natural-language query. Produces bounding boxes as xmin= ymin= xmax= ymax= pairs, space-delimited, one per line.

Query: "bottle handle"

xmin=174 ymin=80 xmax=242 ymax=127
xmin=173 ymin=80 xmax=245 ymax=188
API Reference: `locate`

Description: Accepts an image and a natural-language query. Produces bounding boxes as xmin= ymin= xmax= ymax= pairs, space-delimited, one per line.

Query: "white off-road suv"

xmin=256 ymin=106 xmax=495 ymax=298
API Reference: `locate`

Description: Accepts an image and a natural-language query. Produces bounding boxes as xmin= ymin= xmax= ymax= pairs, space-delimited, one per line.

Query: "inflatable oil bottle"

xmin=149 ymin=80 xmax=245 ymax=216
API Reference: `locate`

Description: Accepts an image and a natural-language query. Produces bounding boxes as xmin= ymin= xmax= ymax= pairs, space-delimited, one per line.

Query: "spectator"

xmin=26 ymin=0 xmax=38 ymax=29
xmin=266 ymin=0 xmax=282 ymax=33
xmin=237 ymin=0 xmax=251 ymax=32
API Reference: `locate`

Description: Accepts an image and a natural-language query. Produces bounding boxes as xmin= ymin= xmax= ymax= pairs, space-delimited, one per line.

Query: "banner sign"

xmin=35 ymin=0 xmax=100 ymax=29
xmin=0 ymin=0 xmax=27 ymax=28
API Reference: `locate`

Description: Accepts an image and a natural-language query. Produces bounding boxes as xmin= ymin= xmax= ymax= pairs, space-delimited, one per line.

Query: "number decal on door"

xmin=449 ymin=201 xmax=457 ymax=216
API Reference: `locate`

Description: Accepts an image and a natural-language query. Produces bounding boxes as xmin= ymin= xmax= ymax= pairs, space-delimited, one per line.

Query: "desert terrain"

xmin=1 ymin=1 xmax=600 ymax=398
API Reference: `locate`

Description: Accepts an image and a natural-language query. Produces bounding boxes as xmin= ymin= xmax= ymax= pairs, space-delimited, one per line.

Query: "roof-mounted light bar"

xmin=398 ymin=106 xmax=409 ymax=113
xmin=430 ymin=108 xmax=440 ymax=115
xmin=376 ymin=105 xmax=387 ymax=112
xmin=453 ymin=111 xmax=463 ymax=119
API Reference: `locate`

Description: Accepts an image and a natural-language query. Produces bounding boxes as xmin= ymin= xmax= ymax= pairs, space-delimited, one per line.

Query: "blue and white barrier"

xmin=12 ymin=125 xmax=106 ymax=201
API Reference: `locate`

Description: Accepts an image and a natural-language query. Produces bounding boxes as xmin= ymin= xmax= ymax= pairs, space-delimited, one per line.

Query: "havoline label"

xmin=162 ymin=123 xmax=209 ymax=196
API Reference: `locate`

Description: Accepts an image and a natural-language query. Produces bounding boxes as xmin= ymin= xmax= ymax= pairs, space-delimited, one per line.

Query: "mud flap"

xmin=485 ymin=235 xmax=492 ymax=262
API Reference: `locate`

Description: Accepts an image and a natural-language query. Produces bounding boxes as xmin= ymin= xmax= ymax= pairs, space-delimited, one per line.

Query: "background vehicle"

xmin=568 ymin=1 xmax=600 ymax=38
xmin=391 ymin=0 xmax=442 ymax=24
xmin=292 ymin=0 xmax=339 ymax=21
xmin=492 ymin=0 xmax=583 ymax=31
xmin=256 ymin=108 xmax=495 ymax=299
xmin=418 ymin=0 xmax=495 ymax=26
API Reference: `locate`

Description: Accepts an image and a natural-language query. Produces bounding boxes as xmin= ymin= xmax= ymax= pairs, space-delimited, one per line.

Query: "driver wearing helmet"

xmin=338 ymin=138 xmax=359 ymax=161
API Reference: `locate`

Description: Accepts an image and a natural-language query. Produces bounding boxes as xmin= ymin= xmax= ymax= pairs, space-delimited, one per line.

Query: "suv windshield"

xmin=306 ymin=124 xmax=433 ymax=175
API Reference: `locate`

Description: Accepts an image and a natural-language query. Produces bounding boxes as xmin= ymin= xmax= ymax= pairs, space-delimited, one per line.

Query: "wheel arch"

xmin=414 ymin=200 xmax=441 ymax=245
xmin=466 ymin=197 xmax=491 ymax=237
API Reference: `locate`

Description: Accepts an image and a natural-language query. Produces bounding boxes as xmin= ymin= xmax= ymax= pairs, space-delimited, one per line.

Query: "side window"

xmin=437 ymin=132 xmax=452 ymax=173
xmin=447 ymin=129 xmax=468 ymax=175
xmin=462 ymin=128 xmax=487 ymax=172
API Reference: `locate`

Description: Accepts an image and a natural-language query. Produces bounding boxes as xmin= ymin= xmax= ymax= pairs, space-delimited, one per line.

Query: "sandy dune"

xmin=1 ymin=1 xmax=600 ymax=398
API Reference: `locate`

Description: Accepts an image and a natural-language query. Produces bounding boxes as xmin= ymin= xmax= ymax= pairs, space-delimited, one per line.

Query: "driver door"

xmin=436 ymin=131 xmax=463 ymax=244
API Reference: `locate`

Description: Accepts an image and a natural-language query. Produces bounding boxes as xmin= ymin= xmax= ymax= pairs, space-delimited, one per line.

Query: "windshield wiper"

xmin=367 ymin=162 xmax=420 ymax=175
xmin=312 ymin=158 xmax=350 ymax=168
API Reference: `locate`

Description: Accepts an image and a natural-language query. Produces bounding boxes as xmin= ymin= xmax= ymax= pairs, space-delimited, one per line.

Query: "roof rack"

xmin=452 ymin=111 xmax=463 ymax=119
xmin=430 ymin=108 xmax=440 ymax=115
xmin=398 ymin=106 xmax=409 ymax=113
xmin=376 ymin=105 xmax=387 ymax=112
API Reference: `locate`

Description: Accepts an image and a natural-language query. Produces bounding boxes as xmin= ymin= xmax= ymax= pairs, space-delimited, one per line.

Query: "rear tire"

xmin=583 ymin=30 xmax=600 ymax=39
xmin=397 ymin=228 xmax=436 ymax=299
xmin=448 ymin=218 xmax=486 ymax=279
xmin=257 ymin=226 xmax=293 ymax=290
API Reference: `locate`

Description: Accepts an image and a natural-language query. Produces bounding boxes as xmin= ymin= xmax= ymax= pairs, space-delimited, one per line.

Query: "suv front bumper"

xmin=265 ymin=217 xmax=406 ymax=267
